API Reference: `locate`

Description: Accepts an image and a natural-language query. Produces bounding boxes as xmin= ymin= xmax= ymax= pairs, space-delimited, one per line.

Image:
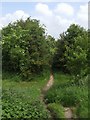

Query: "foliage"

xmin=64 ymin=26 xmax=88 ymax=78
xmin=52 ymin=24 xmax=88 ymax=80
xmin=52 ymin=32 xmax=67 ymax=72
xmin=76 ymin=98 xmax=88 ymax=118
xmin=47 ymin=103 xmax=65 ymax=119
xmin=2 ymin=18 xmax=50 ymax=79
xmin=87 ymin=30 xmax=90 ymax=74
xmin=2 ymin=71 xmax=21 ymax=82
xmin=46 ymin=35 xmax=56 ymax=67
xmin=2 ymin=20 xmax=88 ymax=83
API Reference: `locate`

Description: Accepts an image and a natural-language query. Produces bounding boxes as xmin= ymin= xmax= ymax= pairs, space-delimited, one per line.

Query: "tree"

xmin=46 ymin=35 xmax=56 ymax=68
xmin=2 ymin=18 xmax=49 ymax=80
xmin=52 ymin=32 xmax=67 ymax=72
xmin=53 ymin=24 xmax=88 ymax=78
xmin=65 ymin=34 xmax=88 ymax=76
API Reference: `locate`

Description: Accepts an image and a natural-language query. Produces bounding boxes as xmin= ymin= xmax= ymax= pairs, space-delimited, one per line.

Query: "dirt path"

xmin=40 ymin=73 xmax=73 ymax=119
xmin=40 ymin=73 xmax=54 ymax=119
xmin=42 ymin=73 xmax=54 ymax=93
xmin=64 ymin=107 xmax=73 ymax=119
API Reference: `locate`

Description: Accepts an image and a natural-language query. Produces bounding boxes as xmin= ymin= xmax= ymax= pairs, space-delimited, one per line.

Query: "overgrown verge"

xmin=44 ymin=72 xmax=88 ymax=118
xmin=2 ymin=71 xmax=51 ymax=119
xmin=47 ymin=103 xmax=65 ymax=119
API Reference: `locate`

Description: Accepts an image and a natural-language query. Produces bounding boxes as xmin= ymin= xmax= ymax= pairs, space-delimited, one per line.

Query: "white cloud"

xmin=14 ymin=10 xmax=29 ymax=19
xmin=0 ymin=3 xmax=88 ymax=38
xmin=54 ymin=3 xmax=74 ymax=16
xmin=34 ymin=3 xmax=88 ymax=38
xmin=46 ymin=16 xmax=74 ymax=38
xmin=0 ymin=10 xmax=29 ymax=28
xmin=35 ymin=3 xmax=53 ymax=16
xmin=1 ymin=0 xmax=89 ymax=2
xmin=76 ymin=4 xmax=88 ymax=28
xmin=34 ymin=3 xmax=75 ymax=38
xmin=33 ymin=14 xmax=74 ymax=38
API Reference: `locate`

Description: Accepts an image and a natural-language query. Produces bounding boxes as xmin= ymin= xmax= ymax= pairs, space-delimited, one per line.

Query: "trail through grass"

xmin=44 ymin=72 xmax=88 ymax=118
xmin=2 ymin=71 xmax=88 ymax=119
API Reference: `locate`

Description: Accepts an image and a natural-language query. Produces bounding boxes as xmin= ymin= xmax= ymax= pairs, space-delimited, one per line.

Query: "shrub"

xmin=47 ymin=103 xmax=65 ymax=119
xmin=2 ymin=18 xmax=50 ymax=79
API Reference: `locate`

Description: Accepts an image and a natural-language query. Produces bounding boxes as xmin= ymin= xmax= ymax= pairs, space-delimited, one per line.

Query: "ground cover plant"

xmin=2 ymin=71 xmax=51 ymax=119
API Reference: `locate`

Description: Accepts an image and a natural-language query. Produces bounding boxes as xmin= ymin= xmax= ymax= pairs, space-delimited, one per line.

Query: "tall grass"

xmin=44 ymin=72 xmax=88 ymax=118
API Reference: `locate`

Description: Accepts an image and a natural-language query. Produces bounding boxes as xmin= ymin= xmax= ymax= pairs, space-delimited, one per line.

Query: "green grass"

xmin=2 ymin=71 xmax=51 ymax=119
xmin=76 ymin=99 xmax=88 ymax=118
xmin=47 ymin=103 xmax=65 ymax=119
xmin=44 ymin=72 xmax=88 ymax=118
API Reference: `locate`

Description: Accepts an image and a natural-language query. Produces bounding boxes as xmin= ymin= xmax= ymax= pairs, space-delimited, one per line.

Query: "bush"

xmin=47 ymin=103 xmax=65 ymax=119
xmin=2 ymin=18 xmax=50 ymax=79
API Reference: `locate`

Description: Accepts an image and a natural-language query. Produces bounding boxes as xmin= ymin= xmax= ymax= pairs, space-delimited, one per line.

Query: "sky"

xmin=0 ymin=1 xmax=88 ymax=38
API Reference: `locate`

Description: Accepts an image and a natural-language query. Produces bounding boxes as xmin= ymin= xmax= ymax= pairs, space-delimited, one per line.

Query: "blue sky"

xmin=2 ymin=2 xmax=85 ymax=15
xmin=2 ymin=2 xmax=36 ymax=15
xmin=0 ymin=2 xmax=88 ymax=38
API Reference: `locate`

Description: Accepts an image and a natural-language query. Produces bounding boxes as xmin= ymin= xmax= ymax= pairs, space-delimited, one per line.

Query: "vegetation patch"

xmin=47 ymin=103 xmax=65 ymax=119
xmin=2 ymin=72 xmax=51 ymax=119
xmin=44 ymin=72 xmax=88 ymax=118
xmin=76 ymin=98 xmax=88 ymax=118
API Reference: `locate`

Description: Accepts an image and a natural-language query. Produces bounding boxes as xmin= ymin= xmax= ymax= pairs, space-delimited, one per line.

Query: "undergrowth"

xmin=44 ymin=72 xmax=88 ymax=118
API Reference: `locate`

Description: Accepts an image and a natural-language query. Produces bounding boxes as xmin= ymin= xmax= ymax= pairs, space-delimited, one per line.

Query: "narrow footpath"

xmin=40 ymin=73 xmax=74 ymax=119
xmin=40 ymin=73 xmax=54 ymax=119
